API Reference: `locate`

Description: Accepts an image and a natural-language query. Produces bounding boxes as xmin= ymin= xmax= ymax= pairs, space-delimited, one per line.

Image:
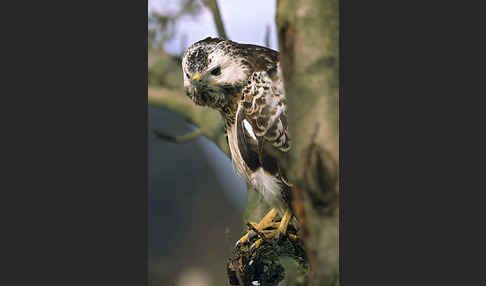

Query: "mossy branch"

xmin=227 ymin=227 xmax=308 ymax=286
xmin=148 ymin=87 xmax=229 ymax=155
xmin=153 ymin=128 xmax=204 ymax=143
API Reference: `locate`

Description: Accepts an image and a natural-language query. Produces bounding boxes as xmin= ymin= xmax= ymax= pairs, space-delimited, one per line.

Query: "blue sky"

xmin=149 ymin=0 xmax=279 ymax=54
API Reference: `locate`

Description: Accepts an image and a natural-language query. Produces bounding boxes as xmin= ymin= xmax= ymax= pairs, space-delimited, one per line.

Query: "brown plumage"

xmin=182 ymin=37 xmax=295 ymax=244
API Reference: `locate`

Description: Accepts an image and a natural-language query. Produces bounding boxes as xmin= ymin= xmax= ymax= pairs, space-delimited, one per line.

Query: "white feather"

xmin=227 ymin=105 xmax=248 ymax=179
xmin=243 ymin=119 xmax=257 ymax=141
xmin=228 ymin=109 xmax=285 ymax=213
xmin=208 ymin=51 xmax=248 ymax=84
xmin=249 ymin=168 xmax=285 ymax=214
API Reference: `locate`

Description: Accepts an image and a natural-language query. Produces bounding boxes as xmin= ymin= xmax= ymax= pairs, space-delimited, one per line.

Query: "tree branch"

xmin=227 ymin=225 xmax=308 ymax=286
xmin=264 ymin=24 xmax=271 ymax=47
xmin=148 ymin=86 xmax=229 ymax=155
xmin=203 ymin=0 xmax=228 ymax=39
xmin=153 ymin=128 xmax=203 ymax=143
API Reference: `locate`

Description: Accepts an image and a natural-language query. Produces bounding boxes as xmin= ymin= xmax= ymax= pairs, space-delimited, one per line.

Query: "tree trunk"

xmin=277 ymin=0 xmax=339 ymax=285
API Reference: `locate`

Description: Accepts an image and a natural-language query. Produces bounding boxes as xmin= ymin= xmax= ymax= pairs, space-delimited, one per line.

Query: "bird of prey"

xmin=182 ymin=37 xmax=296 ymax=247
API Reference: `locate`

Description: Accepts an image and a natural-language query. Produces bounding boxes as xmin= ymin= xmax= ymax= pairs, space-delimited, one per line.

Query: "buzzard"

xmin=182 ymin=37 xmax=295 ymax=247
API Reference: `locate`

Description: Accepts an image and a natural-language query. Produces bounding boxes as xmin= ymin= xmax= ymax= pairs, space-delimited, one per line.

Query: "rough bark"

xmin=276 ymin=0 xmax=339 ymax=285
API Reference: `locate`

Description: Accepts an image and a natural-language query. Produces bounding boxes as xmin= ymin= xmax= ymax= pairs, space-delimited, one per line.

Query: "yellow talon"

xmin=278 ymin=209 xmax=292 ymax=236
xmin=237 ymin=208 xmax=278 ymax=245
xmin=288 ymin=234 xmax=298 ymax=240
xmin=252 ymin=238 xmax=263 ymax=249
xmin=237 ymin=208 xmax=296 ymax=247
xmin=248 ymin=221 xmax=258 ymax=228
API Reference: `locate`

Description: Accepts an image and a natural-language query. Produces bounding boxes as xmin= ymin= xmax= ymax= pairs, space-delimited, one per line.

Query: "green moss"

xmin=227 ymin=224 xmax=308 ymax=286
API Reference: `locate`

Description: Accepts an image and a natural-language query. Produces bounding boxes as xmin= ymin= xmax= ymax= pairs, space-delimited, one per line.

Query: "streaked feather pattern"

xmin=182 ymin=37 xmax=293 ymax=214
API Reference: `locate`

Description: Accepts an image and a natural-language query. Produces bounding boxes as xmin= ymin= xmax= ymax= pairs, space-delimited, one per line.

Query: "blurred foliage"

xmin=148 ymin=0 xmax=203 ymax=53
xmin=148 ymin=0 xmax=205 ymax=88
xmin=148 ymin=50 xmax=183 ymax=88
xmin=148 ymin=0 xmax=226 ymax=156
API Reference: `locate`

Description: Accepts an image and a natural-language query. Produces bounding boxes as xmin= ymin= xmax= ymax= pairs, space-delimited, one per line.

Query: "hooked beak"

xmin=191 ymin=73 xmax=201 ymax=81
xmin=191 ymin=73 xmax=202 ymax=88
xmin=188 ymin=73 xmax=209 ymax=104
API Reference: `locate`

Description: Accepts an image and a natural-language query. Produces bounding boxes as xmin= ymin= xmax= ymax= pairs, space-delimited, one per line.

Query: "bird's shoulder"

xmin=230 ymin=42 xmax=279 ymax=75
xmin=233 ymin=68 xmax=292 ymax=185
xmin=238 ymin=68 xmax=290 ymax=153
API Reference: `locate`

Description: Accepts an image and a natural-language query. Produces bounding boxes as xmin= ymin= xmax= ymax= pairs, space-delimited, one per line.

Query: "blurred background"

xmin=148 ymin=1 xmax=279 ymax=285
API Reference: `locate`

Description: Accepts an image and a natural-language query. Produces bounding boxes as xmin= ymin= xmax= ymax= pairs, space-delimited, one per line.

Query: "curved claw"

xmin=235 ymin=209 xmax=278 ymax=247
xmin=288 ymin=234 xmax=298 ymax=241
xmin=251 ymin=238 xmax=263 ymax=249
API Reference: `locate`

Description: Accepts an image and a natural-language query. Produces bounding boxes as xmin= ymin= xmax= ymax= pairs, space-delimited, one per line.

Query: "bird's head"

xmin=182 ymin=37 xmax=251 ymax=110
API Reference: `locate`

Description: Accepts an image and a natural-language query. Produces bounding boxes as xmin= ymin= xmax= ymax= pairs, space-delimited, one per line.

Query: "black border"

xmin=4 ymin=0 xmax=477 ymax=285
xmin=340 ymin=0 xmax=478 ymax=285
xmin=3 ymin=1 xmax=148 ymax=285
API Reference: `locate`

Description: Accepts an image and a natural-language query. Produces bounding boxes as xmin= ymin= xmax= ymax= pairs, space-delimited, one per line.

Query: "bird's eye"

xmin=185 ymin=72 xmax=190 ymax=78
xmin=210 ymin=67 xmax=221 ymax=76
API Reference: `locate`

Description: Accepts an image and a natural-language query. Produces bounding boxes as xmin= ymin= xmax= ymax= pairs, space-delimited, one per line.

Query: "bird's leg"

xmin=249 ymin=209 xmax=296 ymax=249
xmin=237 ymin=208 xmax=278 ymax=245
xmin=278 ymin=209 xmax=292 ymax=237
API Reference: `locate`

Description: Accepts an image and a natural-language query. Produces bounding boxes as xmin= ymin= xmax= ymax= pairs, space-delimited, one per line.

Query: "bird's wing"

xmin=236 ymin=70 xmax=291 ymax=181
